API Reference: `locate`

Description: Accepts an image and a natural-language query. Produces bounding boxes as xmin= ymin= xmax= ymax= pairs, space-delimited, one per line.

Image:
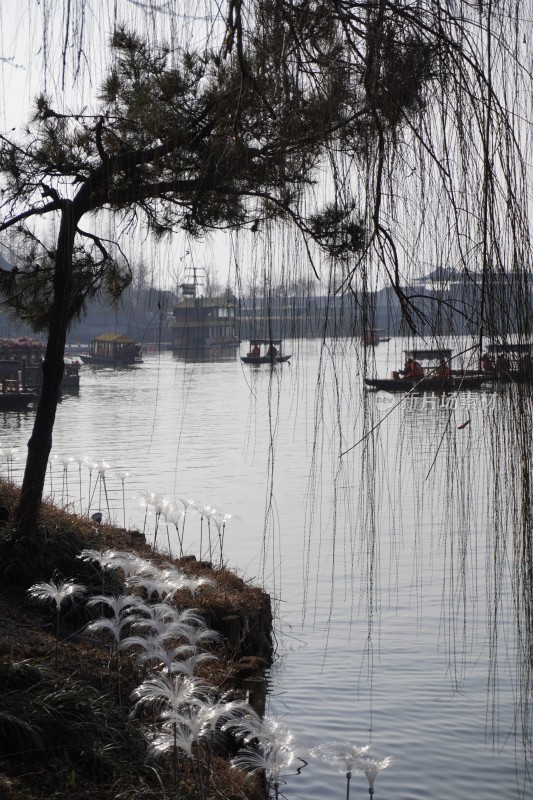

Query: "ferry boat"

xmin=365 ymin=348 xmax=488 ymax=392
xmin=80 ymin=333 xmax=142 ymax=366
xmin=169 ymin=270 xmax=239 ymax=356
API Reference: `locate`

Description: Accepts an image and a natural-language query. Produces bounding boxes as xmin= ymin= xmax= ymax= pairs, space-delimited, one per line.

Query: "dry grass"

xmin=0 ymin=480 xmax=270 ymax=799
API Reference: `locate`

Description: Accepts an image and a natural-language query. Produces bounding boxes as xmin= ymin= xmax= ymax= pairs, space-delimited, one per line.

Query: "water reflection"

xmin=0 ymin=339 xmax=531 ymax=798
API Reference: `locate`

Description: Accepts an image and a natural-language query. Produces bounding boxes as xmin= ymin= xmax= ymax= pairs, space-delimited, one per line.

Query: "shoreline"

xmin=0 ymin=482 xmax=273 ymax=799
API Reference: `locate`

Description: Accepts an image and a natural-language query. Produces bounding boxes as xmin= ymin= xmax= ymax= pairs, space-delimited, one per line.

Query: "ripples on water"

xmin=1 ymin=339 xmax=530 ymax=799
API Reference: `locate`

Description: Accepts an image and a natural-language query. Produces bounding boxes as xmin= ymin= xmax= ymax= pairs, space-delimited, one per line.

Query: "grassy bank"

xmin=0 ymin=481 xmax=272 ymax=799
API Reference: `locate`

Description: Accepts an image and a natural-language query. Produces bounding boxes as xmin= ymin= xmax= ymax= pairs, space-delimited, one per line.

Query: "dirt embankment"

xmin=0 ymin=483 xmax=273 ymax=800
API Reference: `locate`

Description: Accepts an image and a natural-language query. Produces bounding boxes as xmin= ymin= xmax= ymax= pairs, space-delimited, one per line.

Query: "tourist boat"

xmin=0 ymin=359 xmax=36 ymax=410
xmin=61 ymin=358 xmax=82 ymax=391
xmin=241 ymin=339 xmax=291 ymax=365
xmin=483 ymin=342 xmax=533 ymax=383
xmin=169 ymin=271 xmax=240 ymax=356
xmin=0 ymin=338 xmax=80 ymax=393
xmin=365 ymin=348 xmax=488 ymax=392
xmin=80 ymin=333 xmax=143 ymax=365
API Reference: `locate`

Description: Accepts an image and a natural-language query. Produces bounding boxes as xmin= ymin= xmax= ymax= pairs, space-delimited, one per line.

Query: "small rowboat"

xmin=241 ymin=339 xmax=291 ymax=365
xmin=365 ymin=348 xmax=490 ymax=392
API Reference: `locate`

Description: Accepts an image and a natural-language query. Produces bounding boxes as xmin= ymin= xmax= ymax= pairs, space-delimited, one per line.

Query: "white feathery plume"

xmin=93 ymin=459 xmax=111 ymax=518
xmin=72 ymin=455 xmax=85 ymax=513
xmin=83 ymin=457 xmax=98 ymax=514
xmin=166 ymin=505 xmax=186 ymax=557
xmin=77 ymin=548 xmax=129 ymax=574
xmin=117 ymin=554 xmax=162 ymax=578
xmin=120 ymin=631 xmax=179 ymax=654
xmin=140 ymin=673 xmax=206 ymax=786
xmin=197 ymin=503 xmax=218 ymax=561
xmin=181 ymin=576 xmax=218 ymax=597
xmin=147 ymin=724 xmax=195 ymax=759
xmin=179 ymin=497 xmax=198 ymax=513
xmin=27 ymin=578 xmax=86 ymax=665
xmin=190 ymin=694 xmax=250 ymax=732
xmin=134 ymin=642 xmax=196 ymax=673
xmin=137 ymin=490 xmax=162 ymax=542
xmin=125 ymin=574 xmax=174 ymax=600
xmin=310 ymin=741 xmax=371 ymax=800
xmin=230 ymin=717 xmax=299 ymax=800
xmin=171 ymin=652 xmax=218 ymax=677
xmin=310 ymin=740 xmax=371 ymax=772
xmin=59 ymin=454 xmax=75 ymax=506
xmin=177 ymin=624 xmax=221 ymax=649
xmin=354 ymin=754 xmax=394 ymax=795
xmin=231 ymin=743 xmax=295 ymax=782
xmin=139 ymin=604 xmax=206 ymax=627
xmin=113 ymin=469 xmax=131 ymax=528
xmin=28 ymin=578 xmax=86 ymax=611
xmin=2 ymin=446 xmax=19 ymax=480
xmin=224 ymin=714 xmax=293 ymax=748
xmin=162 ymin=705 xmax=220 ymax=746
xmin=177 ymin=497 xmax=199 ymax=558
xmin=86 ymin=593 xmax=146 ymax=616
xmin=123 ymin=636 xmax=193 ymax=677
xmin=131 ymin=673 xmax=207 ymax=717
xmin=131 ymin=616 xmax=191 ymax=638
xmin=78 ymin=549 xmax=158 ymax=579
xmin=85 ymin=614 xmax=135 ymax=646
xmin=85 ymin=593 xmax=148 ymax=646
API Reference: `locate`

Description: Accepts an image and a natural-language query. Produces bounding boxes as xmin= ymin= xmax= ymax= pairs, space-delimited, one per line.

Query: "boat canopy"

xmin=404 ymin=349 xmax=452 ymax=360
xmin=248 ymin=339 xmax=283 ymax=347
xmin=92 ymin=333 xmax=136 ymax=344
xmin=488 ymin=343 xmax=531 ymax=354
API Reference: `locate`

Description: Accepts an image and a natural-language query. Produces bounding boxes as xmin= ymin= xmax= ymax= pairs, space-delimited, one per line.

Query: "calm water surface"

xmin=1 ymin=338 xmax=529 ymax=799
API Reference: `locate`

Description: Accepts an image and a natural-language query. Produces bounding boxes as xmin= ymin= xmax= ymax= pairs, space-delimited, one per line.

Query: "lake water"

xmin=1 ymin=337 xmax=530 ymax=799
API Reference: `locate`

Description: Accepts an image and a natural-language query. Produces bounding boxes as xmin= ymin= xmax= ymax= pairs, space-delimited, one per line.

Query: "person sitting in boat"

xmin=267 ymin=344 xmax=278 ymax=358
xmin=481 ymin=353 xmax=494 ymax=372
xmin=251 ymin=344 xmax=260 ymax=357
xmin=434 ymin=358 xmax=452 ymax=380
xmin=402 ymin=358 xmax=424 ymax=380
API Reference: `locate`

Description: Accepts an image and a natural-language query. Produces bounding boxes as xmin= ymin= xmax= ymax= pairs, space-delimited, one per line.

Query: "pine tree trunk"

xmin=14 ymin=202 xmax=77 ymax=541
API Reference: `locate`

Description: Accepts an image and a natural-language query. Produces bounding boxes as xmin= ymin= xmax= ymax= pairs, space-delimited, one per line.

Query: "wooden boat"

xmin=0 ymin=338 xmax=81 ymax=392
xmin=365 ymin=375 xmax=488 ymax=392
xmin=80 ymin=333 xmax=142 ymax=365
xmin=241 ymin=339 xmax=291 ymax=364
xmin=0 ymin=360 xmax=35 ymax=409
xmin=169 ymin=270 xmax=240 ymax=355
xmin=483 ymin=342 xmax=533 ymax=383
xmin=60 ymin=359 xmax=81 ymax=391
xmin=365 ymin=348 xmax=489 ymax=392
xmin=0 ymin=338 xmax=87 ymax=395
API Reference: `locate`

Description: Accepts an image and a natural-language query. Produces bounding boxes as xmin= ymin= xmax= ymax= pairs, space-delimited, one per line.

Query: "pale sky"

xmin=1 ymin=1 xmax=531 ymax=296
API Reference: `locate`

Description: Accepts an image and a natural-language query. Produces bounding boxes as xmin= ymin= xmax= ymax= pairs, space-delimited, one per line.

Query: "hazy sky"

xmin=0 ymin=1 xmax=252 ymax=292
xmin=1 ymin=1 xmax=531 ymax=297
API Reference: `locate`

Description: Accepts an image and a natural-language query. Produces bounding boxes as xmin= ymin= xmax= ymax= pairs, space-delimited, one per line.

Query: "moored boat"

xmin=169 ymin=272 xmax=239 ymax=356
xmin=0 ymin=345 xmax=79 ymax=398
xmin=365 ymin=348 xmax=490 ymax=392
xmin=0 ymin=360 xmax=36 ymax=409
xmin=80 ymin=333 xmax=142 ymax=365
xmin=241 ymin=339 xmax=291 ymax=364
xmin=483 ymin=342 xmax=533 ymax=383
